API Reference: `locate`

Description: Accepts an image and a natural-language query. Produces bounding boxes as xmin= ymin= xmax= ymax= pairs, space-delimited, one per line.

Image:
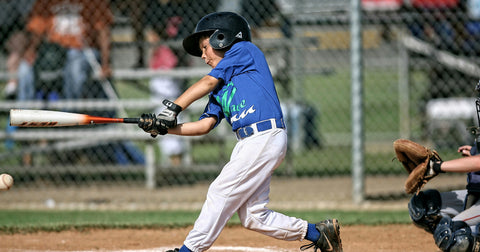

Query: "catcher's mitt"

xmin=393 ymin=139 xmax=442 ymax=194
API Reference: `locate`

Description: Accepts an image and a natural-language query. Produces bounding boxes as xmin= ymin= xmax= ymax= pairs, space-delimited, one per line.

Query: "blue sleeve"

xmin=471 ymin=145 xmax=478 ymax=155
xmin=199 ymin=95 xmax=224 ymax=129
xmin=208 ymin=42 xmax=255 ymax=82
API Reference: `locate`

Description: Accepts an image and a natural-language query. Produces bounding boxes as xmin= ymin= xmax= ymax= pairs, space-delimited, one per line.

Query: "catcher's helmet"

xmin=183 ymin=12 xmax=252 ymax=57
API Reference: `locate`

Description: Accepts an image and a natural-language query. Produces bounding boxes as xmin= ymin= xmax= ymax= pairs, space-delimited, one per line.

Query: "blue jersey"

xmin=468 ymin=145 xmax=480 ymax=193
xmin=199 ymin=41 xmax=283 ymax=131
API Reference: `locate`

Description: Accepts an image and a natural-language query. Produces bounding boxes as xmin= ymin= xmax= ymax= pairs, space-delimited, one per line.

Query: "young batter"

xmin=409 ymin=144 xmax=480 ymax=252
xmin=137 ymin=12 xmax=343 ymax=252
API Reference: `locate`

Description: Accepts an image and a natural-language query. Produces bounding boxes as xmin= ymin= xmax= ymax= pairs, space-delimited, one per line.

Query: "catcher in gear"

xmin=394 ymin=139 xmax=480 ymax=252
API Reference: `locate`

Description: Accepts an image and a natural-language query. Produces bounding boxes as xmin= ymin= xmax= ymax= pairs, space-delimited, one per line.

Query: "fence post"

xmin=399 ymin=40 xmax=410 ymax=139
xmin=145 ymin=142 xmax=156 ymax=189
xmin=350 ymin=0 xmax=365 ymax=204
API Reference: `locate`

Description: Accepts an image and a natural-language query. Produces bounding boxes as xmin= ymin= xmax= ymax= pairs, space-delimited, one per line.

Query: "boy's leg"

xmin=236 ymin=177 xmax=342 ymax=252
xmin=434 ymin=216 xmax=476 ymax=252
xmin=440 ymin=190 xmax=468 ymax=217
xmin=183 ymin=130 xmax=291 ymax=251
xmin=237 ymin=175 xmax=308 ymax=240
xmin=453 ymin=200 xmax=480 ymax=233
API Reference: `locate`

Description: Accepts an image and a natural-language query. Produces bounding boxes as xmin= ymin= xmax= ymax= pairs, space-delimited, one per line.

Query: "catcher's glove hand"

xmin=393 ymin=139 xmax=443 ymax=194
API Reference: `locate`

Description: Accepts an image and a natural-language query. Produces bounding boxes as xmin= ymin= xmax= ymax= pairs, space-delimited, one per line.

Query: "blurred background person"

xmin=7 ymin=0 xmax=143 ymax=167
xmin=17 ymin=0 xmax=113 ymax=101
xmin=0 ymin=0 xmax=36 ymax=99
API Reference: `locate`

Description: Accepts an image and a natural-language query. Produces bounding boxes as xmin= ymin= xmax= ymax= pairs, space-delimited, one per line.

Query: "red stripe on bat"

xmin=83 ymin=115 xmax=127 ymax=124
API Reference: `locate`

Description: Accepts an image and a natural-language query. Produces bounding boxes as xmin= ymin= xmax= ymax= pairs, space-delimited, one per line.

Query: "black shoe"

xmin=300 ymin=219 xmax=343 ymax=252
xmin=166 ymin=249 xmax=179 ymax=252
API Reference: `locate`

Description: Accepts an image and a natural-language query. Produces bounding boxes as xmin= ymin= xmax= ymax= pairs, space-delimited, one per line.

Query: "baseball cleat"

xmin=300 ymin=219 xmax=343 ymax=252
xmin=166 ymin=249 xmax=179 ymax=252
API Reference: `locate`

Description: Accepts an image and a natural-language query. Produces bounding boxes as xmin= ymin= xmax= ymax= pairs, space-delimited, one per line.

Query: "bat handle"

xmin=123 ymin=118 xmax=140 ymax=124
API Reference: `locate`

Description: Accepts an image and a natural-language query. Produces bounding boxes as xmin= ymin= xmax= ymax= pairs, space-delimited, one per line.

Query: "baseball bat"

xmin=9 ymin=109 xmax=139 ymax=127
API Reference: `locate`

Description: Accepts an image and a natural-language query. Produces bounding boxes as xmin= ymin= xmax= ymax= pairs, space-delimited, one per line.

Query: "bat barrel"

xmin=10 ymin=109 xmax=85 ymax=127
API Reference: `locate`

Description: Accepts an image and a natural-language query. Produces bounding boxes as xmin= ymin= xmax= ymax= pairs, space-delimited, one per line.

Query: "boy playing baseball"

xmin=137 ymin=12 xmax=343 ymax=252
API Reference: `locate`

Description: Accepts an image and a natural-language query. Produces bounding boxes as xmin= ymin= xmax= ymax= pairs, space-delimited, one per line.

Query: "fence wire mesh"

xmin=0 ymin=0 xmax=475 ymax=209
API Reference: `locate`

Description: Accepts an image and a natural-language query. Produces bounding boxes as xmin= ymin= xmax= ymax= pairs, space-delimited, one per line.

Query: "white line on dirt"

xmin=17 ymin=246 xmax=294 ymax=252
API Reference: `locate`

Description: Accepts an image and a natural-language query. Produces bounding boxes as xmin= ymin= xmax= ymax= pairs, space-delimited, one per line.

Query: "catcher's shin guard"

xmin=434 ymin=217 xmax=475 ymax=252
xmin=300 ymin=219 xmax=343 ymax=252
xmin=408 ymin=189 xmax=442 ymax=233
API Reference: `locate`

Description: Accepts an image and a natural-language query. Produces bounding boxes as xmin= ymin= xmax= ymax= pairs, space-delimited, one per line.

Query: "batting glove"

xmin=157 ymin=99 xmax=182 ymax=129
xmin=138 ymin=113 xmax=167 ymax=138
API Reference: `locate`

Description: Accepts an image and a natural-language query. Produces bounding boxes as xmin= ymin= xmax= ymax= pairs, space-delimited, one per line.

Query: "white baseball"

xmin=0 ymin=174 xmax=14 ymax=190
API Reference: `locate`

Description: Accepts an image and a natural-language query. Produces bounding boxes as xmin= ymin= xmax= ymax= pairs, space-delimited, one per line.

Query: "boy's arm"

xmin=438 ymin=155 xmax=480 ymax=173
xmin=150 ymin=75 xmax=219 ymax=132
xmin=174 ymin=75 xmax=220 ymax=110
xmin=168 ymin=117 xmax=218 ymax=136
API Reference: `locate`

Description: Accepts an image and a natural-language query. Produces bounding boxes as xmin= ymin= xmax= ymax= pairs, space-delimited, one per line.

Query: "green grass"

xmin=300 ymin=67 xmax=401 ymax=135
xmin=0 ymin=209 xmax=411 ymax=234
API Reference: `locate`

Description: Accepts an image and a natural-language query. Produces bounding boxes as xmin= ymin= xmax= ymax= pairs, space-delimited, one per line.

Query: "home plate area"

xmin=24 ymin=247 xmax=292 ymax=252
xmin=139 ymin=247 xmax=291 ymax=252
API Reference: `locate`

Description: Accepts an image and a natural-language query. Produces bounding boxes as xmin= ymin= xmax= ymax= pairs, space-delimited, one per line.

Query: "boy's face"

xmin=199 ymin=37 xmax=225 ymax=68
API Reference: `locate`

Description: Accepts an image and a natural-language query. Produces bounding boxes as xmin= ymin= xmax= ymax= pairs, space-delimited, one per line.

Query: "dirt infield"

xmin=1 ymin=224 xmax=438 ymax=252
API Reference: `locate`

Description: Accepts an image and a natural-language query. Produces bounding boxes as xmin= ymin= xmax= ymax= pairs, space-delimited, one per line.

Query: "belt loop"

xmin=277 ymin=118 xmax=285 ymax=129
xmin=250 ymin=122 xmax=258 ymax=133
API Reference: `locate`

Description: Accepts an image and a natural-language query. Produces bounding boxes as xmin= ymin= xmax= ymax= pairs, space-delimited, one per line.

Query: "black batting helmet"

xmin=182 ymin=12 xmax=252 ymax=57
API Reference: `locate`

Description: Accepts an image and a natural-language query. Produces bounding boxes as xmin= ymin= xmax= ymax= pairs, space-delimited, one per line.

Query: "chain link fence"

xmin=0 ymin=0 xmax=475 ymax=209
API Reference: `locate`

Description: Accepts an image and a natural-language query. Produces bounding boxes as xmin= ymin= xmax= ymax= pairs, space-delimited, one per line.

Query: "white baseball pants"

xmin=441 ymin=190 xmax=480 ymax=233
xmin=183 ymin=129 xmax=308 ymax=252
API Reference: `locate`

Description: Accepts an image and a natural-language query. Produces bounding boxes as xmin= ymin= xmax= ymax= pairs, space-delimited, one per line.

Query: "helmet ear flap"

xmin=209 ymin=30 xmax=230 ymax=49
